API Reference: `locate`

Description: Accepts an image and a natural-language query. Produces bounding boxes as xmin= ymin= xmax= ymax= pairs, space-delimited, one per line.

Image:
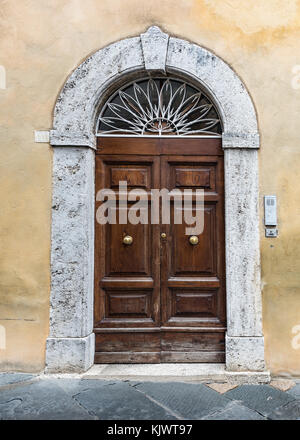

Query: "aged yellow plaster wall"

xmin=0 ymin=0 xmax=300 ymax=374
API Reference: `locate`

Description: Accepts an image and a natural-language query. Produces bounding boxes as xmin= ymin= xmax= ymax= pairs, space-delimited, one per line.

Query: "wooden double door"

xmin=94 ymin=137 xmax=226 ymax=363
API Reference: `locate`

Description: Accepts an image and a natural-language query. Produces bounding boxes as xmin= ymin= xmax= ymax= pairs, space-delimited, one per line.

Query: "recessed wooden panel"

xmin=105 ymin=290 xmax=151 ymax=318
xmin=172 ymin=290 xmax=217 ymax=318
xmin=106 ymin=206 xmax=151 ymax=276
xmin=174 ymin=166 xmax=216 ymax=190
xmin=100 ymin=156 xmax=156 ymax=191
xmin=110 ymin=166 xmax=150 ymax=189
xmin=171 ymin=205 xmax=216 ymax=275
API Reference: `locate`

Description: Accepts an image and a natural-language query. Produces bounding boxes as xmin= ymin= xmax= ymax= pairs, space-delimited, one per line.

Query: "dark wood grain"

xmin=97 ymin=137 xmax=223 ymax=156
xmin=94 ymin=137 xmax=226 ymax=363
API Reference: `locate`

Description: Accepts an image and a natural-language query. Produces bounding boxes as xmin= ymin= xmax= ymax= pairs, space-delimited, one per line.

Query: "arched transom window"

xmin=97 ymin=77 xmax=222 ymax=136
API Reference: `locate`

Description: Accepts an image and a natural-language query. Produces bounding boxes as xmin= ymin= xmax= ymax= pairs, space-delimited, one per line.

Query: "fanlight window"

xmin=97 ymin=78 xmax=222 ymax=136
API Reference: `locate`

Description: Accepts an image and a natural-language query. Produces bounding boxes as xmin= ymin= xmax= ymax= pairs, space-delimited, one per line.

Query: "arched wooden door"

xmin=94 ymin=137 xmax=226 ymax=363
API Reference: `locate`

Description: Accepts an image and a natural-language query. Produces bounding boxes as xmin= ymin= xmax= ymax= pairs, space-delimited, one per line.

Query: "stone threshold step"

xmin=44 ymin=363 xmax=271 ymax=384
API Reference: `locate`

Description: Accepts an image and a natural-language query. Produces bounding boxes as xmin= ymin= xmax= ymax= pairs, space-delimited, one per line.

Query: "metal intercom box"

xmin=264 ymin=195 xmax=277 ymax=226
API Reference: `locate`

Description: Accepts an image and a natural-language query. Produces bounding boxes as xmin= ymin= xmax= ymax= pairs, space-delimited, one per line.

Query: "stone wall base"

xmin=45 ymin=334 xmax=267 ymax=375
xmin=225 ymin=335 xmax=266 ymax=372
xmin=45 ymin=333 xmax=95 ymax=373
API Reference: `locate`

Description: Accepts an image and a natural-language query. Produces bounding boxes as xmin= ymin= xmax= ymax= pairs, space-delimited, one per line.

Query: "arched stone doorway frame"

xmin=46 ymin=27 xmax=266 ymax=374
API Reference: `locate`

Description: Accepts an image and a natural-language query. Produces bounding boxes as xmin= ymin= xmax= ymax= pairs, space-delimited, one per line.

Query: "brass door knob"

xmin=189 ymin=235 xmax=199 ymax=245
xmin=123 ymin=235 xmax=133 ymax=245
xmin=161 ymin=233 xmax=167 ymax=239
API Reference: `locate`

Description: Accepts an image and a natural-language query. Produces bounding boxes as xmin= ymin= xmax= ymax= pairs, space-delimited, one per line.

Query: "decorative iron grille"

xmin=97 ymin=78 xmax=222 ymax=136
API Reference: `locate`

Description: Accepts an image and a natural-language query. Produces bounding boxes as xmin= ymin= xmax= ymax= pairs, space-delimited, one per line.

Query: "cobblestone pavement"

xmin=0 ymin=373 xmax=299 ymax=420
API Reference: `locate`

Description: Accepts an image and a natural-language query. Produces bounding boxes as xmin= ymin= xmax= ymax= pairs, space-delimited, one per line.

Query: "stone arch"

xmin=51 ymin=27 xmax=259 ymax=149
xmin=46 ymin=27 xmax=267 ymax=376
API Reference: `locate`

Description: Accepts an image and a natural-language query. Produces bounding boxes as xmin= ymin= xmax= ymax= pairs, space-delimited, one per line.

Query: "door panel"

xmin=171 ymin=289 xmax=218 ymax=318
xmin=94 ymin=154 xmax=161 ymax=345
xmin=170 ymin=205 xmax=216 ymax=275
xmin=94 ymin=138 xmax=226 ymax=363
xmin=107 ymin=212 xmax=151 ymax=276
xmin=160 ymin=330 xmax=225 ymax=363
xmin=160 ymin=155 xmax=225 ymax=331
xmin=105 ymin=290 xmax=152 ymax=318
xmin=110 ymin=167 xmax=150 ymax=189
xmin=173 ymin=166 xmax=216 ymax=190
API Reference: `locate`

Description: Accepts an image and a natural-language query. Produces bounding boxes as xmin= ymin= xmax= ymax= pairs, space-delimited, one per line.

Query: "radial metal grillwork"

xmin=97 ymin=78 xmax=222 ymax=136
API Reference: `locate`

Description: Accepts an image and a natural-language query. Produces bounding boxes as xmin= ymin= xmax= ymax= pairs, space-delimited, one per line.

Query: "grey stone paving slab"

xmin=54 ymin=378 xmax=117 ymax=394
xmin=0 ymin=379 xmax=95 ymax=420
xmin=0 ymin=378 xmax=299 ymax=420
xmin=287 ymin=383 xmax=300 ymax=399
xmin=202 ymin=401 xmax=267 ymax=420
xmin=267 ymin=400 xmax=300 ymax=420
xmin=133 ymin=382 xmax=230 ymax=419
xmin=224 ymin=385 xmax=295 ymax=417
xmin=72 ymin=380 xmax=176 ymax=420
xmin=0 ymin=373 xmax=35 ymax=388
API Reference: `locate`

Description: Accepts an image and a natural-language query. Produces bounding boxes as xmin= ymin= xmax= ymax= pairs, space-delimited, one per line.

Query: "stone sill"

xmin=43 ymin=363 xmax=271 ymax=385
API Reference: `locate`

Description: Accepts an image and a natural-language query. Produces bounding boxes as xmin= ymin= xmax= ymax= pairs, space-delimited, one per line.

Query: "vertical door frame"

xmin=46 ymin=26 xmax=266 ymax=374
